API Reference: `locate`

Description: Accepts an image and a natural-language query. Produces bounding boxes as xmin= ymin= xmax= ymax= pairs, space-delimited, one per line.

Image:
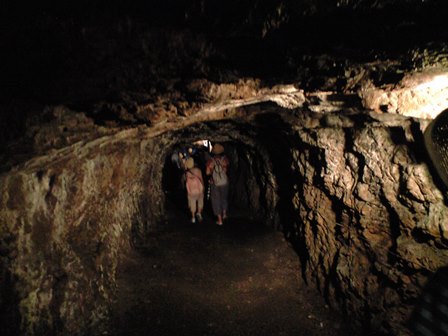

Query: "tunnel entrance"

xmin=161 ymin=138 xmax=273 ymax=228
xmin=113 ymin=117 xmax=362 ymax=336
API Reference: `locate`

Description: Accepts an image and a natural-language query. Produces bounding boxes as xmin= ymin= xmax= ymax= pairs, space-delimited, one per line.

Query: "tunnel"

xmin=3 ymin=104 xmax=448 ymax=336
xmin=2 ymin=1 xmax=448 ymax=336
xmin=160 ymin=118 xmax=283 ymax=227
xmin=162 ymin=140 xmax=266 ymax=223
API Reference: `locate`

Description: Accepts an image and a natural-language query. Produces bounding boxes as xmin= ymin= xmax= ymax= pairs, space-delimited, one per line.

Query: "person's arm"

xmin=206 ymin=159 xmax=214 ymax=176
xmin=223 ymin=156 xmax=230 ymax=173
xmin=197 ymin=170 xmax=204 ymax=185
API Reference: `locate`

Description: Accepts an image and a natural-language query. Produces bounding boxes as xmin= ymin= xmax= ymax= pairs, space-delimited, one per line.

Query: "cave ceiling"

xmin=1 ymin=0 xmax=448 ymax=166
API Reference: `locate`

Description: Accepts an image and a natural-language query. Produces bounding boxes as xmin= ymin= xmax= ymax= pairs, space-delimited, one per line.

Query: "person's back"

xmin=206 ymin=143 xmax=229 ymax=225
xmin=211 ymin=156 xmax=229 ymax=187
xmin=184 ymin=158 xmax=204 ymax=223
xmin=186 ymin=167 xmax=204 ymax=196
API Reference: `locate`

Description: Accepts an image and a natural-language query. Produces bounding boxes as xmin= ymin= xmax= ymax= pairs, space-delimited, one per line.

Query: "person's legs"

xmin=210 ymin=186 xmax=223 ymax=225
xmin=220 ymin=184 xmax=229 ymax=220
xmin=196 ymin=193 xmax=204 ymax=222
xmin=188 ymin=195 xmax=197 ymax=223
xmin=216 ymin=214 xmax=223 ymax=225
xmin=210 ymin=186 xmax=220 ymax=216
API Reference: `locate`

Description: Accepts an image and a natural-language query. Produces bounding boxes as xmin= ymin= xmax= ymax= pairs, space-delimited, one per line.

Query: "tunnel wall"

xmin=0 ymin=130 xmax=163 ymax=335
xmin=2 ymin=106 xmax=448 ymax=335
xmin=286 ymin=112 xmax=448 ymax=334
xmin=0 ymin=122 xmax=276 ymax=335
xmin=218 ymin=142 xmax=277 ymax=222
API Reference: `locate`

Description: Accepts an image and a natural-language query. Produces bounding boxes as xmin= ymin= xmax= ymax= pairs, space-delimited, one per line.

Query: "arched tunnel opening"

xmin=159 ymin=118 xmax=280 ymax=230
xmin=161 ymin=139 xmax=266 ymax=225
xmin=116 ymin=115 xmax=362 ymax=336
xmin=3 ymin=104 xmax=448 ymax=336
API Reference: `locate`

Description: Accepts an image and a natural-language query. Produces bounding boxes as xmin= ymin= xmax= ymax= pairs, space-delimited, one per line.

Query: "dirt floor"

xmin=108 ymin=210 xmax=363 ymax=336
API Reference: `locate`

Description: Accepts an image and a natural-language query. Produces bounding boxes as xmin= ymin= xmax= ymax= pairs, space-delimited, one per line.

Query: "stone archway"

xmin=2 ymin=102 xmax=448 ymax=335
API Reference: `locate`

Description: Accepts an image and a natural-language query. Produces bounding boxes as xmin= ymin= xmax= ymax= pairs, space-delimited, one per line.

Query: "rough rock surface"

xmin=288 ymin=111 xmax=448 ymax=334
xmin=0 ymin=130 xmax=163 ymax=334
xmin=359 ymin=67 xmax=448 ymax=119
xmin=1 ymin=100 xmax=448 ymax=335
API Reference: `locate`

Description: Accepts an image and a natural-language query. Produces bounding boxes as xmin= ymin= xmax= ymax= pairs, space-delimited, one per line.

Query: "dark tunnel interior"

xmin=156 ymin=116 xmax=312 ymax=281
xmin=162 ymin=140 xmax=271 ymax=228
xmin=120 ymin=118 xmax=365 ymax=336
xmin=159 ymin=115 xmax=301 ymax=231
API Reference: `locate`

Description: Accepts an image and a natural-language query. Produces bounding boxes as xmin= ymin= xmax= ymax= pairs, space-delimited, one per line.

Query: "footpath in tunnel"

xmin=108 ymin=207 xmax=362 ymax=336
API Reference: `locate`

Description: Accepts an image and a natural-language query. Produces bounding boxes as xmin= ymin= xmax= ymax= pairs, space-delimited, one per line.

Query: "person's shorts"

xmin=187 ymin=193 xmax=204 ymax=212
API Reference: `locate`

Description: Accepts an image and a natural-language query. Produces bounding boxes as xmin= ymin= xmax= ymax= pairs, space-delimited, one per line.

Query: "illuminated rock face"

xmin=290 ymin=113 xmax=448 ymax=334
xmin=360 ymin=69 xmax=448 ymax=119
xmin=1 ymin=104 xmax=448 ymax=335
xmin=0 ymin=131 xmax=165 ymax=335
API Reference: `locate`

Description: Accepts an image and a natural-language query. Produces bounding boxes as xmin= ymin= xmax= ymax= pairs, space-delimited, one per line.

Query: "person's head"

xmin=185 ymin=157 xmax=195 ymax=169
xmin=212 ymin=143 xmax=224 ymax=156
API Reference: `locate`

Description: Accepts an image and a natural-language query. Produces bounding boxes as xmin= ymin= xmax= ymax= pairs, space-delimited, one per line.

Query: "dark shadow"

xmin=162 ymin=149 xmax=188 ymax=211
xmin=0 ymin=262 xmax=21 ymax=336
xmin=422 ymin=110 xmax=448 ymax=204
xmin=253 ymin=112 xmax=309 ymax=282
xmin=409 ymin=266 xmax=448 ymax=336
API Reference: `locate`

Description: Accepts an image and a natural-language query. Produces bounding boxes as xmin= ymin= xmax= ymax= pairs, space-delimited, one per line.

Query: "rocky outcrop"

xmin=287 ymin=111 xmax=447 ymax=334
xmin=359 ymin=67 xmax=448 ymax=119
xmin=0 ymin=95 xmax=283 ymax=334
xmin=3 ymin=98 xmax=448 ymax=335
xmin=0 ymin=129 xmax=166 ymax=334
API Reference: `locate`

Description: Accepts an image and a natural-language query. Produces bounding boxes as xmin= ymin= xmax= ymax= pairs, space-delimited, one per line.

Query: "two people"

xmin=183 ymin=143 xmax=230 ymax=226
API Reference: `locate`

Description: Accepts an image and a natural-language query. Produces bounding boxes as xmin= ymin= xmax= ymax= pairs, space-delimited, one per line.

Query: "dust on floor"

xmin=108 ymin=215 xmax=361 ymax=336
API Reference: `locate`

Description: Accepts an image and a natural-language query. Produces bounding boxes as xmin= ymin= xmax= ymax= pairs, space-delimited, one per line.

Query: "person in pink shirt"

xmin=184 ymin=157 xmax=204 ymax=223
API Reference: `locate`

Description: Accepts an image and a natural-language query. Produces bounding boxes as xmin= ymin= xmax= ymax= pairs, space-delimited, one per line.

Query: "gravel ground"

xmin=109 ymin=212 xmax=362 ymax=336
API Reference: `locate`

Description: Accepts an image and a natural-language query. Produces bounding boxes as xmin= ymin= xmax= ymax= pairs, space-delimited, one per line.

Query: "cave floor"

xmin=108 ymin=210 xmax=362 ymax=336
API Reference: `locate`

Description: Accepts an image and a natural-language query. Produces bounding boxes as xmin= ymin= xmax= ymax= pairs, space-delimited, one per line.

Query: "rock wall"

xmin=0 ymin=91 xmax=288 ymax=334
xmin=286 ymin=111 xmax=448 ymax=334
xmin=0 ymin=130 xmax=164 ymax=335
xmin=2 ymin=103 xmax=448 ymax=335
